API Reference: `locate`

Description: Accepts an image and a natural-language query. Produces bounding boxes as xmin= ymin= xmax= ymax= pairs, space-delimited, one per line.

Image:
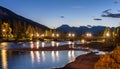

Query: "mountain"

xmin=0 ymin=6 xmax=49 ymax=30
xmin=57 ymin=24 xmax=114 ymax=35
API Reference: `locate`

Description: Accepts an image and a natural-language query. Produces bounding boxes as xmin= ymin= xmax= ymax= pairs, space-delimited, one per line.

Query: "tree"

xmin=1 ymin=22 xmax=13 ymax=39
xmin=113 ymin=27 xmax=120 ymax=45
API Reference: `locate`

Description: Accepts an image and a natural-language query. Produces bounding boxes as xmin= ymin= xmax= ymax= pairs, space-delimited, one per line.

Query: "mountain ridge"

xmin=0 ymin=6 xmax=49 ymax=30
xmin=57 ymin=24 xmax=115 ymax=35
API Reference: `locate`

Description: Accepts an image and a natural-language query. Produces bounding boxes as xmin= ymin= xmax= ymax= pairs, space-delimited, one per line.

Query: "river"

xmin=0 ymin=41 xmax=87 ymax=69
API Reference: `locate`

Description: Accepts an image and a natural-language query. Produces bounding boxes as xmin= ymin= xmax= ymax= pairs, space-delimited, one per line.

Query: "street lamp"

xmin=41 ymin=34 xmax=45 ymax=37
xmin=106 ymin=32 xmax=110 ymax=37
xmin=68 ymin=33 xmax=71 ymax=37
xmin=86 ymin=32 xmax=92 ymax=37
xmin=56 ymin=33 xmax=59 ymax=37
xmin=52 ymin=33 xmax=55 ymax=37
xmin=2 ymin=29 xmax=6 ymax=32
xmin=81 ymin=39 xmax=85 ymax=44
xmin=72 ymin=33 xmax=75 ymax=37
xmin=36 ymin=33 xmax=39 ymax=37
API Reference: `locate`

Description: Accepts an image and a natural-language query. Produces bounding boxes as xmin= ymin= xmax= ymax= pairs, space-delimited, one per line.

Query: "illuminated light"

xmin=71 ymin=42 xmax=75 ymax=48
xmin=106 ymin=33 xmax=110 ymax=37
xmin=86 ymin=33 xmax=92 ymax=37
xmin=51 ymin=41 xmax=55 ymax=47
xmin=31 ymin=34 xmax=33 ymax=37
xmin=42 ymin=42 xmax=45 ymax=48
xmin=81 ymin=39 xmax=85 ymax=44
xmin=102 ymin=39 xmax=105 ymax=42
xmin=2 ymin=29 xmax=6 ymax=32
xmin=51 ymin=51 xmax=55 ymax=62
xmin=52 ymin=33 xmax=55 ymax=37
xmin=68 ymin=41 xmax=72 ymax=45
xmin=30 ymin=51 xmax=34 ymax=64
xmin=1 ymin=50 xmax=7 ymax=69
xmin=36 ymin=33 xmax=39 ymax=37
xmin=56 ymin=51 xmax=59 ymax=62
xmin=72 ymin=33 xmax=75 ymax=37
xmin=56 ymin=33 xmax=59 ymax=37
xmin=68 ymin=50 xmax=75 ymax=62
xmin=36 ymin=51 xmax=40 ymax=63
xmin=56 ymin=42 xmax=59 ymax=47
xmin=41 ymin=34 xmax=45 ymax=37
xmin=0 ymin=42 xmax=8 ymax=47
xmin=41 ymin=51 xmax=46 ymax=62
xmin=68 ymin=41 xmax=72 ymax=48
xmin=36 ymin=41 xmax=39 ymax=49
xmin=71 ymin=50 xmax=75 ymax=58
xmin=30 ymin=42 xmax=33 ymax=49
xmin=68 ymin=33 xmax=71 ymax=37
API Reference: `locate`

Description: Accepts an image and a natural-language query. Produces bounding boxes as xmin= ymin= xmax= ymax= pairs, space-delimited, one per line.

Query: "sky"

xmin=0 ymin=0 xmax=120 ymax=28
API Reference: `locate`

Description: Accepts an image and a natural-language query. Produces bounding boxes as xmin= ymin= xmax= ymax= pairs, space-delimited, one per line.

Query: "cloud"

xmin=102 ymin=9 xmax=120 ymax=18
xmin=93 ymin=18 xmax=102 ymax=21
xmin=60 ymin=16 xmax=64 ymax=18
xmin=102 ymin=9 xmax=112 ymax=14
xmin=102 ymin=13 xmax=120 ymax=18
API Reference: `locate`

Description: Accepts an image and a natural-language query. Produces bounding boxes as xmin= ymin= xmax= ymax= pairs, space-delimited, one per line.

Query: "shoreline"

xmin=54 ymin=42 xmax=115 ymax=69
xmin=55 ymin=52 xmax=100 ymax=69
xmin=6 ymin=44 xmax=90 ymax=51
xmin=0 ymin=42 xmax=115 ymax=69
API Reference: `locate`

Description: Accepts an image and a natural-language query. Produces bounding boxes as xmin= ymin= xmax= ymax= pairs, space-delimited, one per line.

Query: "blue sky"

xmin=0 ymin=0 xmax=120 ymax=28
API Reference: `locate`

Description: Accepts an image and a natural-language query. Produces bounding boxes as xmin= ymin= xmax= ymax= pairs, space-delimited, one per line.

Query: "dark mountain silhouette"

xmin=57 ymin=24 xmax=114 ymax=35
xmin=0 ymin=6 xmax=49 ymax=30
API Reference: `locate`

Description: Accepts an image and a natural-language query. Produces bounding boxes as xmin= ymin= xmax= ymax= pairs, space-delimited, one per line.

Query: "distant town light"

xmin=72 ymin=33 xmax=75 ymax=37
xmin=86 ymin=33 xmax=92 ymax=37
xmin=2 ymin=29 xmax=6 ymax=32
xmin=68 ymin=33 xmax=75 ymax=37
xmin=56 ymin=33 xmax=59 ymax=37
xmin=106 ymin=33 xmax=110 ymax=37
xmin=52 ymin=33 xmax=55 ymax=37
xmin=41 ymin=34 xmax=45 ymax=37
xmin=81 ymin=39 xmax=85 ymax=43
xmin=31 ymin=34 xmax=33 ymax=37
xmin=68 ymin=33 xmax=71 ymax=37
xmin=36 ymin=33 xmax=39 ymax=37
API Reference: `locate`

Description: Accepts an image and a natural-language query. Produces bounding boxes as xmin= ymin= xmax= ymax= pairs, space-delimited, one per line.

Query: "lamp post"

xmin=68 ymin=33 xmax=75 ymax=48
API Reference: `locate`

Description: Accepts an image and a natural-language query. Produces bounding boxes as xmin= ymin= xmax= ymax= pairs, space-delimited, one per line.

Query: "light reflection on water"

xmin=1 ymin=50 xmax=8 ymax=69
xmin=68 ymin=50 xmax=75 ymax=62
xmin=68 ymin=41 xmax=74 ymax=48
xmin=0 ymin=50 xmax=85 ymax=69
xmin=0 ymin=42 xmax=86 ymax=69
xmin=30 ymin=41 xmax=68 ymax=49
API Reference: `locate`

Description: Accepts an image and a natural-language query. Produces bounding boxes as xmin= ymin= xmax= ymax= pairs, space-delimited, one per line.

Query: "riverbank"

xmin=55 ymin=52 xmax=99 ymax=69
xmin=7 ymin=44 xmax=90 ymax=51
xmin=79 ymin=42 xmax=115 ymax=51
xmin=55 ymin=42 xmax=115 ymax=69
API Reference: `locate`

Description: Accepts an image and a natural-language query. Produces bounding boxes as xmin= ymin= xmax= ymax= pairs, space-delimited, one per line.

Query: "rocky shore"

xmin=56 ymin=52 xmax=99 ymax=69
xmin=55 ymin=42 xmax=115 ymax=69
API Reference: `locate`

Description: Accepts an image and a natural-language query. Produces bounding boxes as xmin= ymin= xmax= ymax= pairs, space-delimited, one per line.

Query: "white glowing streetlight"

xmin=36 ymin=33 xmax=39 ymax=37
xmin=72 ymin=33 xmax=75 ymax=37
xmin=56 ymin=33 xmax=59 ymax=37
xmin=86 ymin=33 xmax=92 ymax=37
xmin=52 ymin=33 xmax=55 ymax=37
xmin=81 ymin=39 xmax=85 ymax=43
xmin=41 ymin=34 xmax=45 ymax=37
xmin=2 ymin=29 xmax=6 ymax=32
xmin=68 ymin=33 xmax=71 ymax=37
xmin=31 ymin=34 xmax=33 ymax=37
xmin=106 ymin=32 xmax=110 ymax=37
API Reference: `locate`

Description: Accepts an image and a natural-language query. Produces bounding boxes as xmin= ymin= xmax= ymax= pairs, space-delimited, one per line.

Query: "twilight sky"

xmin=0 ymin=0 xmax=120 ymax=28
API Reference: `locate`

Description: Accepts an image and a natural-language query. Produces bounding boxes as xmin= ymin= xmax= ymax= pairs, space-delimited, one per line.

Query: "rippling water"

xmin=0 ymin=41 xmax=86 ymax=69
